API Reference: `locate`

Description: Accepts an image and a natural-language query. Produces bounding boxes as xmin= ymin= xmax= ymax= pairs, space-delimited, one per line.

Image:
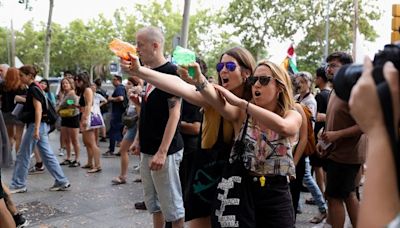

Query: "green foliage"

xmin=296 ymin=0 xmax=381 ymax=73
xmin=0 ymin=27 xmax=9 ymax=63
xmin=2 ymin=0 xmax=381 ymax=79
xmin=224 ymin=0 xmax=381 ymax=73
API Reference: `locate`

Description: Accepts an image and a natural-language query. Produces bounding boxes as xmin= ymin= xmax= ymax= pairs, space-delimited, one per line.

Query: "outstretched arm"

xmin=120 ymin=55 xmax=209 ymax=108
xmin=214 ymin=85 xmax=301 ymax=137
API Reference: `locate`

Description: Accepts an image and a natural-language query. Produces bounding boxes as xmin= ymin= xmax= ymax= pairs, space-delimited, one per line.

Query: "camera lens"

xmin=333 ymin=64 xmax=363 ymax=102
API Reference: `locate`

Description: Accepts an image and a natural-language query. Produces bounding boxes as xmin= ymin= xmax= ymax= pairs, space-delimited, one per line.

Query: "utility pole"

xmin=43 ymin=0 xmax=54 ymax=79
xmin=6 ymin=25 xmax=11 ymax=65
xmin=352 ymin=0 xmax=358 ymax=60
xmin=323 ymin=0 xmax=330 ymax=63
xmin=180 ymin=0 xmax=191 ymax=48
xmin=10 ymin=20 xmax=15 ymax=67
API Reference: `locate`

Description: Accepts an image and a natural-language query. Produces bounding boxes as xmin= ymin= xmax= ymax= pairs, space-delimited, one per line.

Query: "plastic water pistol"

xmin=260 ymin=176 xmax=266 ymax=187
xmin=172 ymin=46 xmax=196 ymax=78
xmin=109 ymin=38 xmax=137 ymax=60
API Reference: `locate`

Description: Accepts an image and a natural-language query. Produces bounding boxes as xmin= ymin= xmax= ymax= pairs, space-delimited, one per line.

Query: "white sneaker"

xmin=58 ymin=148 xmax=65 ymax=156
xmin=9 ymin=186 xmax=27 ymax=194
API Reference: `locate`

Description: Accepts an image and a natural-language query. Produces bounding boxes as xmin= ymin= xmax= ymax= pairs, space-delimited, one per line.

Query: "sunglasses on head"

xmin=216 ymin=61 xmax=237 ymax=73
xmin=248 ymin=76 xmax=274 ymax=86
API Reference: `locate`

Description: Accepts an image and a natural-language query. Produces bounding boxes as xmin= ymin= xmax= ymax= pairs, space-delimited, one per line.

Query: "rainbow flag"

xmin=281 ymin=44 xmax=299 ymax=74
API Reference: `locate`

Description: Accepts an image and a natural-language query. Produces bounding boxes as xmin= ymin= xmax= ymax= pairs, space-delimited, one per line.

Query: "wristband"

xmin=195 ymin=80 xmax=208 ymax=92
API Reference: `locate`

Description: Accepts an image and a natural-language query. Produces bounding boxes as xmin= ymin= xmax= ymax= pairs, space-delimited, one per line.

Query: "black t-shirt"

xmin=111 ymin=84 xmax=126 ymax=115
xmin=314 ymin=88 xmax=331 ymax=136
xmin=22 ymin=82 xmax=47 ymax=124
xmin=0 ymin=83 xmax=27 ymax=113
xmin=180 ymin=100 xmax=202 ymax=155
xmin=181 ymin=100 xmax=202 ymax=138
xmin=139 ymin=62 xmax=183 ymax=155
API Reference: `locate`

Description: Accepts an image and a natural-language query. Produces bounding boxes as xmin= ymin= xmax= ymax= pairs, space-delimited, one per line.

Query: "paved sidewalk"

xmin=1 ymin=130 xmax=348 ymax=228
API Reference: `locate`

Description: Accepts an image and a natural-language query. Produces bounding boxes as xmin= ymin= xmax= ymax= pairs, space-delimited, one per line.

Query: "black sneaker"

xmin=102 ymin=151 xmax=115 ymax=158
xmin=99 ymin=137 xmax=107 ymax=142
xmin=28 ymin=165 xmax=45 ymax=175
xmin=134 ymin=201 xmax=147 ymax=210
xmin=49 ymin=182 xmax=71 ymax=191
xmin=13 ymin=213 xmax=29 ymax=228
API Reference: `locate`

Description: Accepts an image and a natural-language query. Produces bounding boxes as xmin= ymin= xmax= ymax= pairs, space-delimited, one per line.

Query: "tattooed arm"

xmin=149 ymin=96 xmax=182 ymax=171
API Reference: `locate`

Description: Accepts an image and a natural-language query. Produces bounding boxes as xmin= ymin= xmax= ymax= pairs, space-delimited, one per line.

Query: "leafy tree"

xmin=296 ymin=0 xmax=380 ymax=73
xmin=0 ymin=27 xmax=9 ymax=64
xmin=15 ymin=21 xmax=44 ymax=68
xmin=223 ymin=0 xmax=302 ymax=59
xmin=224 ymin=0 xmax=381 ymax=73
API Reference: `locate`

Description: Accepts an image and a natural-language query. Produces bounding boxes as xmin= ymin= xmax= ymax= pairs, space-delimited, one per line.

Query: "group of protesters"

xmin=0 ymin=25 xmax=399 ymax=228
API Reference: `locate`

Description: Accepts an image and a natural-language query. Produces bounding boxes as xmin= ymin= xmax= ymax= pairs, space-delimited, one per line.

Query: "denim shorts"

xmin=140 ymin=150 xmax=184 ymax=222
xmin=122 ymin=124 xmax=137 ymax=141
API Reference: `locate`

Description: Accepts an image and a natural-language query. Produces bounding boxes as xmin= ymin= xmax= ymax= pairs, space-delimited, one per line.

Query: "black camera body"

xmin=333 ymin=44 xmax=400 ymax=102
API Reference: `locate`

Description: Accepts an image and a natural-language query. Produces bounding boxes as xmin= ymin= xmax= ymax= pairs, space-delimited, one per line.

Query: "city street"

xmin=2 ymin=130 xmax=340 ymax=228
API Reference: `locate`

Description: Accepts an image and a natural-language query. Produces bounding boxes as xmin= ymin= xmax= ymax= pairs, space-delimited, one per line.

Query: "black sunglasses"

xmin=216 ymin=61 xmax=237 ymax=73
xmin=248 ymin=76 xmax=274 ymax=86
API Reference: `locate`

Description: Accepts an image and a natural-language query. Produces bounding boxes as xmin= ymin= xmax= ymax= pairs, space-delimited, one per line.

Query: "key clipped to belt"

xmin=260 ymin=176 xmax=265 ymax=187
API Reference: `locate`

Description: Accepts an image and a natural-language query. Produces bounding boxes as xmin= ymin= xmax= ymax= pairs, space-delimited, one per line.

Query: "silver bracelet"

xmin=195 ymin=80 xmax=208 ymax=92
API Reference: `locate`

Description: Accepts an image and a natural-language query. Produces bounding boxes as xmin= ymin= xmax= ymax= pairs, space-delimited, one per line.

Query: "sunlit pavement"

xmin=1 ymin=130 xmax=349 ymax=228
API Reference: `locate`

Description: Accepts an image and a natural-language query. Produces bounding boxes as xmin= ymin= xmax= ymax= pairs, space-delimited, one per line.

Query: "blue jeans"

xmin=108 ymin=115 xmax=123 ymax=152
xmin=303 ymin=157 xmax=327 ymax=213
xmin=10 ymin=122 xmax=68 ymax=189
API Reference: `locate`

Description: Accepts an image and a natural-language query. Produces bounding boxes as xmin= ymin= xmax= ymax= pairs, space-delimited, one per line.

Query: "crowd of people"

xmin=0 ymin=25 xmax=399 ymax=228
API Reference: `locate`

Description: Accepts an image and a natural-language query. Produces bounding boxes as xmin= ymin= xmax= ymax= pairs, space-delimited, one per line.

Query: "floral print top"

xmin=230 ymin=115 xmax=296 ymax=178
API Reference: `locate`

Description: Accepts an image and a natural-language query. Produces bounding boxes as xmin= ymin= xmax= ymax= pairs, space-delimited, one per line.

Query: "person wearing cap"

xmin=103 ymin=74 xmax=126 ymax=157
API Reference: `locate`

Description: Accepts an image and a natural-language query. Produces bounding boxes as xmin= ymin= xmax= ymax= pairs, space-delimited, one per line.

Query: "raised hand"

xmin=120 ymin=53 xmax=141 ymax=75
xmin=177 ymin=62 xmax=207 ymax=86
xmin=213 ymin=84 xmax=247 ymax=108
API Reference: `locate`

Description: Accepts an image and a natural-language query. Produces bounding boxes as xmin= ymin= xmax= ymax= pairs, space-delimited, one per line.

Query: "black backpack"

xmin=34 ymin=86 xmax=58 ymax=125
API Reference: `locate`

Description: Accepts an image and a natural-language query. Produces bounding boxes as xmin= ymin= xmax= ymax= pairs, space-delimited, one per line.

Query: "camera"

xmin=333 ymin=43 xmax=400 ymax=102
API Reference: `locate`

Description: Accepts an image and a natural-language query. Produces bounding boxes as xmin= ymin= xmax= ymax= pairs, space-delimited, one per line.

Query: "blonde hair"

xmin=255 ymin=60 xmax=295 ymax=116
xmin=60 ymin=77 xmax=75 ymax=94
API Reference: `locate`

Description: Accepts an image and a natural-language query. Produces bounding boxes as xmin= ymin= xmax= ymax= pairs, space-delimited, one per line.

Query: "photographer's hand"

xmin=352 ymin=57 xmax=400 ymax=228
xmin=349 ymin=57 xmax=399 ymax=134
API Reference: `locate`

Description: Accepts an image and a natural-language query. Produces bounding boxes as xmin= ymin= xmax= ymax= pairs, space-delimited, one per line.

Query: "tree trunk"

xmin=352 ymin=0 xmax=358 ymax=60
xmin=43 ymin=0 xmax=54 ymax=79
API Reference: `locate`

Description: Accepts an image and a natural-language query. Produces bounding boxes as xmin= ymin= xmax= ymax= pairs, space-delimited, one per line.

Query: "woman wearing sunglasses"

xmin=210 ymin=60 xmax=301 ymax=227
xmin=121 ymin=46 xmax=255 ymax=228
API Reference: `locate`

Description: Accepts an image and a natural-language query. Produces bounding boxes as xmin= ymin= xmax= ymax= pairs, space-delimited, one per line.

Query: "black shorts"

xmin=61 ymin=115 xmax=80 ymax=128
xmin=309 ymin=154 xmax=326 ymax=168
xmin=325 ymin=159 xmax=361 ymax=199
xmin=0 ymin=170 xmax=4 ymax=199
